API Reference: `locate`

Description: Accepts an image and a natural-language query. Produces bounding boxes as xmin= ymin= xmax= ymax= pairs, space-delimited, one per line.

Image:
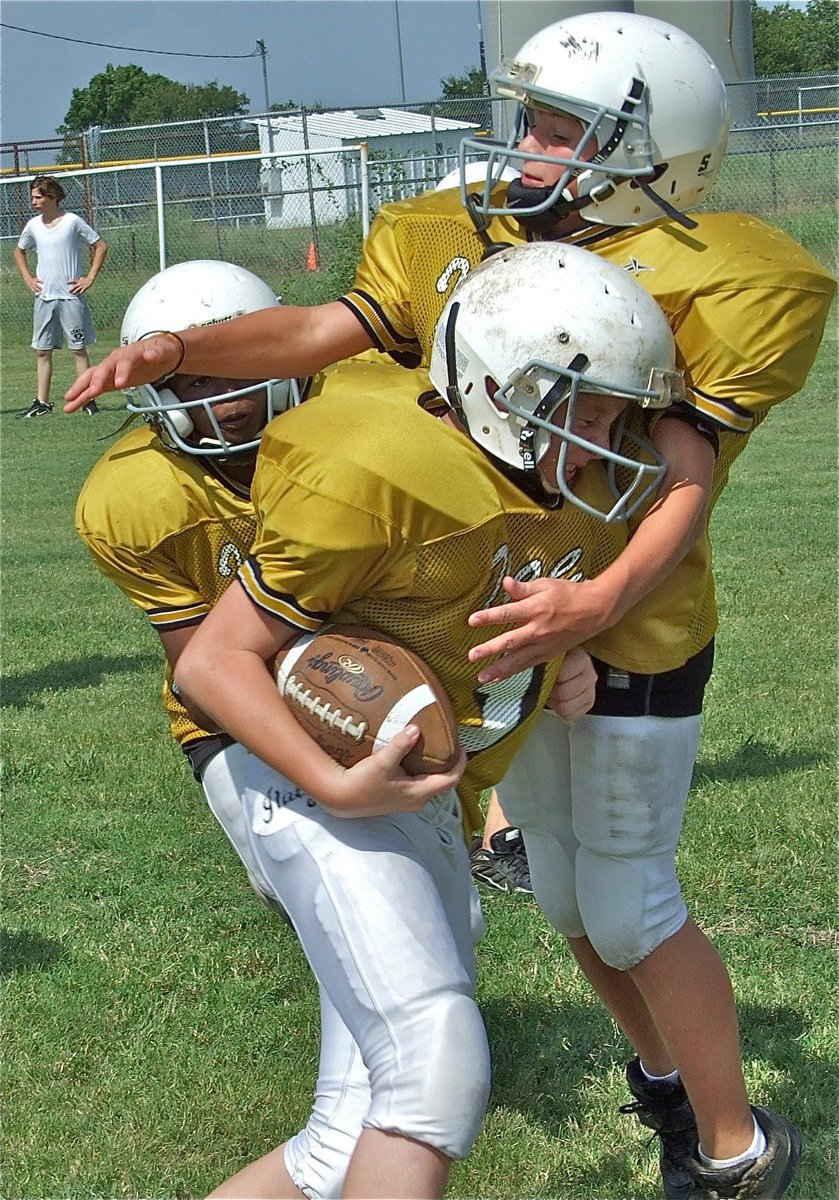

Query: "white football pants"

xmin=498 ymin=709 xmax=700 ymax=971
xmin=201 ymin=743 xmax=491 ymax=1198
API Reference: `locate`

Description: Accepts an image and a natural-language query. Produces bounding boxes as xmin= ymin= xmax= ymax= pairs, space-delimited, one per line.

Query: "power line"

xmin=0 ymin=21 xmax=259 ymax=59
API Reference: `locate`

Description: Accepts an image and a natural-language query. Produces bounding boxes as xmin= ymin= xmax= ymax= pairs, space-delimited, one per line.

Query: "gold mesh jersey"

xmin=342 ymin=183 xmax=522 ymax=370
xmin=75 ymin=425 xmax=256 ymax=751
xmin=240 ymin=391 xmax=627 ymax=835
xmin=344 ymin=191 xmax=836 ymax=672
xmin=586 ymin=214 xmax=834 ymax=670
xmin=73 ymin=361 xmax=435 ymax=754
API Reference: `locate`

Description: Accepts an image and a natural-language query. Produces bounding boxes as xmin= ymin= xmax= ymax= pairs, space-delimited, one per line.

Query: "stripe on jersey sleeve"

xmin=148 ymin=602 xmax=210 ymax=631
xmin=339 ymin=292 xmax=421 ymax=365
xmin=238 ymin=556 xmax=329 ymax=633
xmin=688 ymin=386 xmax=754 ymax=434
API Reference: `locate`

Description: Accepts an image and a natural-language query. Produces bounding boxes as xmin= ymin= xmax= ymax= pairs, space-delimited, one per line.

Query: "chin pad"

xmin=157 ymin=387 xmax=194 ymax=437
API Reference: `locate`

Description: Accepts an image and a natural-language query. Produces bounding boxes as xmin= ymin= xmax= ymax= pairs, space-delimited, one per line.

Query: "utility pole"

xmin=256 ymin=38 xmax=271 ymax=111
xmin=394 ymin=1 xmax=406 ymax=104
xmin=257 ymin=38 xmax=275 ymax=171
xmin=477 ymin=0 xmax=488 ymax=95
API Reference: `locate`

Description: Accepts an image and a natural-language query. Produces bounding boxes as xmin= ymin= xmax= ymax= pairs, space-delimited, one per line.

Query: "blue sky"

xmin=1 ymin=0 xmax=805 ymax=149
xmin=1 ymin=1 xmax=484 ymax=146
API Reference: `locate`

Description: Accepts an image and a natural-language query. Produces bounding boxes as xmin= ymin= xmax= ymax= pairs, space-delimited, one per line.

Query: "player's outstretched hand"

xmin=64 ymin=335 xmax=182 ymax=411
xmin=468 ymin=575 xmax=611 ymax=684
xmin=546 ymin=646 xmax=597 ymax=721
xmin=323 ymin=727 xmax=467 ymax=819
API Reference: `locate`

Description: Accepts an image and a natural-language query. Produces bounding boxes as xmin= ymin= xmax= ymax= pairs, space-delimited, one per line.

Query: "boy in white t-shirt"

xmin=14 ymin=175 xmax=108 ymax=417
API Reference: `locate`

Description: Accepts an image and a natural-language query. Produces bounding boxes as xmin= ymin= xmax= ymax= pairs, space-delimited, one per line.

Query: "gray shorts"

xmin=32 ymin=295 xmax=96 ymax=351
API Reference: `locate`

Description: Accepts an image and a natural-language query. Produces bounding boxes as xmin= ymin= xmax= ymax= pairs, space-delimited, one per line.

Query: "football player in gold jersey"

xmin=173 ymin=244 xmax=682 ymax=1200
xmin=75 ymin=261 xmax=446 ymax=913
xmin=75 ymin=260 xmax=316 ymax=913
xmin=75 ymin=252 xmax=606 ymax=1199
xmin=458 ymin=15 xmax=833 ymax=1200
xmin=65 ymin=12 xmax=834 ymax=1198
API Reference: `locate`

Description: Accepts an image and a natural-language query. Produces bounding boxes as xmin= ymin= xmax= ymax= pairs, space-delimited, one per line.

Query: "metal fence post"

xmin=155 ymin=163 xmax=166 ymax=271
xmin=360 ymin=142 xmax=370 ymax=237
xmin=203 ymin=121 xmax=223 ymax=259
xmin=301 ymin=107 xmax=320 ymax=268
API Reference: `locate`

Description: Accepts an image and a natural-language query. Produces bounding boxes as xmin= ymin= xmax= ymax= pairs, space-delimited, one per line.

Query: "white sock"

xmin=639 ymin=1060 xmax=680 ymax=1086
xmin=699 ymin=1114 xmax=767 ymax=1169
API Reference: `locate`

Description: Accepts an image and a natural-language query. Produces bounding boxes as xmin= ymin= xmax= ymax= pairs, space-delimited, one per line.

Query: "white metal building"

xmin=255 ymin=107 xmax=480 ymax=228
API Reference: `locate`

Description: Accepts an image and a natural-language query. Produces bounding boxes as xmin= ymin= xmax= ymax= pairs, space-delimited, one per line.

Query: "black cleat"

xmin=687 ymin=1107 xmax=801 ymax=1199
xmin=17 ymin=399 xmax=53 ymax=418
xmin=469 ymin=826 xmax=532 ymax=894
xmin=621 ymin=1057 xmax=698 ymax=1200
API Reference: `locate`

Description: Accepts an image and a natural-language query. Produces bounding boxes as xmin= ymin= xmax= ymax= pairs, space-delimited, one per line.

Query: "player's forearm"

xmin=175 ymin=309 xmax=301 ymax=379
xmin=174 ymin=643 xmax=341 ymax=800
xmin=174 ymin=301 xmax=371 ymax=381
xmin=583 ymin=477 xmax=710 ymax=629
xmin=65 ymin=299 xmax=374 ymax=408
xmin=588 ymin=414 xmax=716 ymax=627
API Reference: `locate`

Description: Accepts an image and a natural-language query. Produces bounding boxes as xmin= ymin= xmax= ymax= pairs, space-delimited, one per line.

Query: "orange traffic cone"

xmin=306 ymin=241 xmax=318 ymax=271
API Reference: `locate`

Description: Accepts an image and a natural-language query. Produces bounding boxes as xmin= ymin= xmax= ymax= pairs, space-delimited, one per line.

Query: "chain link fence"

xmin=2 ymin=76 xmax=835 ymax=335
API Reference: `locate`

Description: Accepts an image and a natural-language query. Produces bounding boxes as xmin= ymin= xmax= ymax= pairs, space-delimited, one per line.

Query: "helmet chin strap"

xmin=637 ymin=180 xmax=698 ymax=229
xmin=196 ymin=434 xmax=259 ymax=464
xmin=441 ymin=302 xmax=561 ymax=510
xmin=95 ymin=411 xmax=142 ymax=443
xmin=512 ymin=363 xmax=586 ymax=508
xmin=505 ymin=176 xmax=589 ymax=235
xmin=507 ymin=175 xmax=698 ymax=233
xmin=498 ymin=459 xmax=563 ymax=508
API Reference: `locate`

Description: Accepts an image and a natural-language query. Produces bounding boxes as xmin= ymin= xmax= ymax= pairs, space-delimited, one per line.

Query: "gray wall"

xmin=480 ymin=0 xmax=756 ymax=133
xmin=480 ymin=0 xmax=755 ymax=82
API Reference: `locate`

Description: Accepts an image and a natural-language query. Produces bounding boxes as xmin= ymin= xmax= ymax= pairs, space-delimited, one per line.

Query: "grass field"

xmin=2 ymin=308 xmax=837 ymax=1199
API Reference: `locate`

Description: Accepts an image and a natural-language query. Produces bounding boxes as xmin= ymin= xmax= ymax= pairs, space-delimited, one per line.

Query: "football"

xmin=275 ymin=624 xmax=460 ymax=775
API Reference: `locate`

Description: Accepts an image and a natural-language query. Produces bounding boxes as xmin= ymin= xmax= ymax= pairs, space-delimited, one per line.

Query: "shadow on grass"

xmin=0 ymin=928 xmax=66 ymax=976
xmin=482 ymin=993 xmax=610 ymax=1121
xmin=1 ymin=652 xmax=158 ymax=709
xmin=693 ymin=737 xmax=828 ymax=784
xmin=482 ymin=994 xmax=834 ymax=1199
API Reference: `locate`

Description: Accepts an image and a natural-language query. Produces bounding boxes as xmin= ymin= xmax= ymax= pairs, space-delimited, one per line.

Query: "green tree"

xmin=58 ymin=64 xmax=249 ymax=132
xmin=800 ymin=0 xmax=839 ymax=73
xmin=751 ymin=0 xmax=839 ymax=75
xmin=440 ymin=66 xmax=487 ymax=99
xmin=426 ymin=65 xmax=490 ymax=126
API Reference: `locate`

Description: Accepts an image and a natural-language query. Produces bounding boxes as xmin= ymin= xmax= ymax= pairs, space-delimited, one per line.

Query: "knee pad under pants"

xmin=284 ymin=991 xmax=489 ymax=1199
xmin=242 ymin=763 xmax=491 ymax=1178
xmin=499 ymin=712 xmax=699 ymax=970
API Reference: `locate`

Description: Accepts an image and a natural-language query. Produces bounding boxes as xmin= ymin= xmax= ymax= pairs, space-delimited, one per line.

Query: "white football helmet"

xmin=428 ymin=242 xmax=684 ymax=521
xmin=121 ymin=260 xmax=303 ymax=458
xmin=460 ymin=11 xmax=730 ymax=230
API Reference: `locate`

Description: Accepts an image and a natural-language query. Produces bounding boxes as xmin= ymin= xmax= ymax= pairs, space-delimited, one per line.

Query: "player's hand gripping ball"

xmin=275 ymin=624 xmax=460 ymax=775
